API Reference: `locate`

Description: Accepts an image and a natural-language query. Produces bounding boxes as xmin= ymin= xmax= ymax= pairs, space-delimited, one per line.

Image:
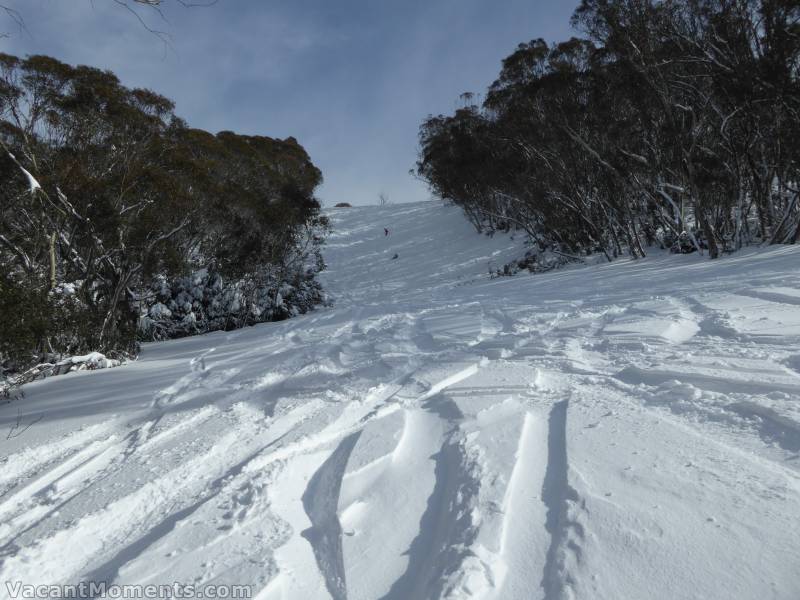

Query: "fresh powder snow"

xmin=1 ymin=201 xmax=799 ymax=599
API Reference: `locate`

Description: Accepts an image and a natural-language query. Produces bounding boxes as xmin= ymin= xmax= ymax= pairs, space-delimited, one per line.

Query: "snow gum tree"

xmin=0 ymin=54 xmax=327 ymax=372
xmin=417 ymin=0 xmax=800 ymax=260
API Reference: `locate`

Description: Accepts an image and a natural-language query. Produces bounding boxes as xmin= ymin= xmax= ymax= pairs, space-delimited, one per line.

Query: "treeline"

xmin=1 ymin=54 xmax=328 ymax=373
xmin=417 ymin=0 xmax=800 ymax=261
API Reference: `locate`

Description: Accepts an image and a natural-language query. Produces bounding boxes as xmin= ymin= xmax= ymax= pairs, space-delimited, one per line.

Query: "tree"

xmin=418 ymin=0 xmax=800 ymax=261
xmin=0 ymin=53 xmax=327 ymax=371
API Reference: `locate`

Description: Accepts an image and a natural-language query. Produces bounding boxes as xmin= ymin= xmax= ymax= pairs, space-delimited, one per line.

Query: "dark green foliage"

xmin=0 ymin=267 xmax=49 ymax=370
xmin=417 ymin=0 xmax=800 ymax=260
xmin=0 ymin=53 xmax=327 ymax=373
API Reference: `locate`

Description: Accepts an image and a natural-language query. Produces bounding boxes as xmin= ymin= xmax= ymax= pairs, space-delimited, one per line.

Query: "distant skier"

xmin=384 ymin=228 xmax=390 ymax=237
xmin=391 ymin=253 xmax=399 ymax=260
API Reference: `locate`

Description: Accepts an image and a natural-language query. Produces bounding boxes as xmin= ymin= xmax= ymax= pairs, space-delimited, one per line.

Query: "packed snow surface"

xmin=2 ymin=201 xmax=799 ymax=599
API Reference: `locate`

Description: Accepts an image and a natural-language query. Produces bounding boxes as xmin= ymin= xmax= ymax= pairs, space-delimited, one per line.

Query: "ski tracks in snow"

xmin=3 ymin=204 xmax=800 ymax=599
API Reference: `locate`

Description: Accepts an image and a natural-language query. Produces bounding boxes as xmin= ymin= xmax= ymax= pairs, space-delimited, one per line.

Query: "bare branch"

xmin=6 ymin=408 xmax=43 ymax=440
xmin=1 ymin=1 xmax=217 ymax=45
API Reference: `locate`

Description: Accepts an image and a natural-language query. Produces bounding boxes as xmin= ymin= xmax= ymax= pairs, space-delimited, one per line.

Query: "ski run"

xmin=2 ymin=201 xmax=799 ymax=600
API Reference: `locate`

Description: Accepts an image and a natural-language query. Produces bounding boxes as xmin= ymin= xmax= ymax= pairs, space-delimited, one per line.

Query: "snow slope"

xmin=2 ymin=201 xmax=799 ymax=599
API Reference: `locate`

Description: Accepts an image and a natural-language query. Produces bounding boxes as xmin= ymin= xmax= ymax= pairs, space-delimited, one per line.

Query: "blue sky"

xmin=2 ymin=0 xmax=578 ymax=206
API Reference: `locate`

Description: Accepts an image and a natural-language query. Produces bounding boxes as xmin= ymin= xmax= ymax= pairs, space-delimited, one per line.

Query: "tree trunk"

xmin=49 ymin=232 xmax=57 ymax=290
xmin=699 ymin=212 xmax=720 ymax=259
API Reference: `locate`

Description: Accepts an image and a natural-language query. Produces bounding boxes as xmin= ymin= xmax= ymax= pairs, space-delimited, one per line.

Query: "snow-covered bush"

xmin=137 ymin=267 xmax=327 ymax=341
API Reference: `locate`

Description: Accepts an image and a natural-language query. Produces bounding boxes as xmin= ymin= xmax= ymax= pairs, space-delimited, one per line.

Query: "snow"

xmin=7 ymin=152 xmax=42 ymax=193
xmin=1 ymin=200 xmax=799 ymax=599
xmin=2 ymin=353 xmax=124 ymax=390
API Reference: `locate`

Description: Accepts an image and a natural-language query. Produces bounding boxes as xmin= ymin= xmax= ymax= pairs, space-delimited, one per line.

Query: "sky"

xmin=1 ymin=0 xmax=579 ymax=206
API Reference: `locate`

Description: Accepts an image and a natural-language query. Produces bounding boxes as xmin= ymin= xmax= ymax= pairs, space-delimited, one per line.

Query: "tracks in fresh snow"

xmin=540 ymin=401 xmax=586 ymax=600
xmin=289 ymin=345 xmax=587 ymax=600
xmin=4 ymin=204 xmax=800 ymax=599
xmin=496 ymin=412 xmax=549 ymax=598
xmin=302 ymin=433 xmax=361 ymax=600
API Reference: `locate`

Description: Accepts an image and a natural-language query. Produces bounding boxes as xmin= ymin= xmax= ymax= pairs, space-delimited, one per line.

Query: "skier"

xmin=384 ymin=228 xmax=390 ymax=236
xmin=391 ymin=253 xmax=399 ymax=260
